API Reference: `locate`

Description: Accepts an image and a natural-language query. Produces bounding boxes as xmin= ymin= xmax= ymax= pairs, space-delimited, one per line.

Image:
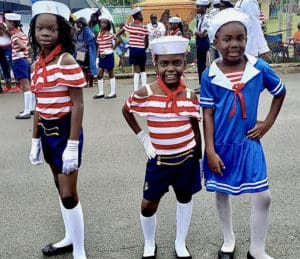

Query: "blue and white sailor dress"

xmin=200 ymin=55 xmax=286 ymax=195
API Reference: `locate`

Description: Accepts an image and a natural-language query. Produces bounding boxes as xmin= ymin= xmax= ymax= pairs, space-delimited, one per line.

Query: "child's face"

xmin=156 ymin=54 xmax=186 ymax=86
xmin=214 ymin=22 xmax=246 ymax=63
xmin=100 ymin=19 xmax=108 ymax=29
xmin=35 ymin=14 xmax=59 ymax=50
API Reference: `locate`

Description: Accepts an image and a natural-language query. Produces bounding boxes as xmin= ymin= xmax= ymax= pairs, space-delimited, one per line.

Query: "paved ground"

xmin=0 ymin=70 xmax=299 ymax=259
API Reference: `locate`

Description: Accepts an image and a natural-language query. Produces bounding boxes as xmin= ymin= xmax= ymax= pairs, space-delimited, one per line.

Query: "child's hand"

xmin=137 ymin=131 xmax=156 ymax=159
xmin=62 ymin=140 xmax=79 ymax=174
xmin=247 ymin=120 xmax=268 ymax=140
xmin=207 ymin=152 xmax=225 ymax=176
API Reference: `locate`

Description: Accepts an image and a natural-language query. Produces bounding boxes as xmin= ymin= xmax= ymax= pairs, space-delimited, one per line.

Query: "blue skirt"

xmin=98 ymin=53 xmax=114 ymax=70
xmin=203 ymin=138 xmax=269 ymax=195
xmin=39 ymin=114 xmax=84 ymax=173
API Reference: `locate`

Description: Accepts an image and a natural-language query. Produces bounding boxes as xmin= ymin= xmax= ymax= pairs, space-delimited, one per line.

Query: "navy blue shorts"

xmin=143 ymin=149 xmax=202 ymax=201
xmin=98 ymin=53 xmax=114 ymax=70
xmin=39 ymin=114 xmax=84 ymax=173
xmin=12 ymin=58 xmax=31 ymax=80
xmin=129 ymin=47 xmax=147 ymax=66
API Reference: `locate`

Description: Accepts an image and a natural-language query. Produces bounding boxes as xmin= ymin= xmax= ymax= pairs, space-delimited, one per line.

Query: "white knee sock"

xmin=20 ymin=91 xmax=31 ymax=116
xmin=30 ymin=92 xmax=36 ymax=112
xmin=141 ymin=72 xmax=147 ymax=86
xmin=109 ymin=77 xmax=116 ymax=96
xmin=175 ymin=201 xmax=193 ymax=257
xmin=53 ymin=197 xmax=72 ymax=248
xmin=134 ymin=73 xmax=140 ymax=91
xmin=140 ymin=213 xmax=156 ymax=257
xmin=97 ymin=79 xmax=104 ymax=96
xmin=64 ymin=202 xmax=86 ymax=259
xmin=249 ymin=190 xmax=273 ymax=259
xmin=215 ymin=192 xmax=236 ymax=252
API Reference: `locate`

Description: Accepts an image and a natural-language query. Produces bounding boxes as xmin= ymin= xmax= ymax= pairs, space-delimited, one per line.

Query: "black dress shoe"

xmin=19 ymin=110 xmax=34 ymax=115
xmin=142 ymin=244 xmax=157 ymax=259
xmin=218 ymin=248 xmax=235 ymax=259
xmin=175 ymin=246 xmax=192 ymax=259
xmin=42 ymin=243 xmax=73 ymax=256
xmin=93 ymin=94 xmax=104 ymax=99
xmin=15 ymin=113 xmax=31 ymax=119
xmin=105 ymin=94 xmax=117 ymax=99
xmin=247 ymin=251 xmax=255 ymax=259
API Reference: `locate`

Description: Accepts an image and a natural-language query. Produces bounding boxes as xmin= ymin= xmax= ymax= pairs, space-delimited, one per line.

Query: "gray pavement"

xmin=0 ymin=70 xmax=299 ymax=259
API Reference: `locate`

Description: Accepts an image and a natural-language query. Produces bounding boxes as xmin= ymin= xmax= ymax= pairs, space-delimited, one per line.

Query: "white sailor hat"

xmin=32 ymin=1 xmax=71 ymax=20
xmin=196 ymin=0 xmax=210 ymax=6
xmin=208 ymin=8 xmax=250 ymax=43
xmin=149 ymin=36 xmax=189 ymax=55
xmin=169 ymin=17 xmax=182 ymax=23
xmin=129 ymin=7 xmax=142 ymax=16
xmin=5 ymin=13 xmax=21 ymax=21
xmin=98 ymin=14 xmax=112 ymax=22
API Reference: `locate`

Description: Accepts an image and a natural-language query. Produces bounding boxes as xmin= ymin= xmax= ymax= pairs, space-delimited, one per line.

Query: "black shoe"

xmin=42 ymin=243 xmax=73 ymax=256
xmin=15 ymin=113 xmax=31 ymax=119
xmin=247 ymin=251 xmax=255 ymax=259
xmin=19 ymin=110 xmax=34 ymax=115
xmin=218 ymin=248 xmax=235 ymax=259
xmin=142 ymin=244 xmax=157 ymax=259
xmin=194 ymin=88 xmax=200 ymax=94
xmin=93 ymin=94 xmax=104 ymax=99
xmin=105 ymin=94 xmax=116 ymax=99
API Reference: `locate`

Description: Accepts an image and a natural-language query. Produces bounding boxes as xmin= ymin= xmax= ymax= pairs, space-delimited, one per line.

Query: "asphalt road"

xmin=0 ymin=71 xmax=299 ymax=259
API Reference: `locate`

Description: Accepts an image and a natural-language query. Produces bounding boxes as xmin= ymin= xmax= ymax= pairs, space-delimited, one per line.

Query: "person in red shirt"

xmin=29 ymin=1 xmax=87 ymax=258
xmin=122 ymin=36 xmax=202 ymax=259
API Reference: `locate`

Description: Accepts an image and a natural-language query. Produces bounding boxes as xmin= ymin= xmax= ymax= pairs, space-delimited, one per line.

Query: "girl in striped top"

xmin=29 ymin=1 xmax=87 ymax=258
xmin=93 ymin=15 xmax=116 ymax=99
xmin=201 ymin=8 xmax=286 ymax=259
xmin=5 ymin=13 xmax=35 ymax=119
xmin=115 ymin=7 xmax=149 ymax=91
xmin=123 ymin=36 xmax=202 ymax=259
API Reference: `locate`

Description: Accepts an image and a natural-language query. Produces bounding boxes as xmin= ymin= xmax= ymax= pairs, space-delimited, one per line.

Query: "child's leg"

xmin=94 ymin=69 xmax=104 ymax=98
xmin=133 ymin=72 xmax=140 ymax=91
xmin=16 ymin=79 xmax=31 ymax=119
xmin=215 ymin=192 xmax=235 ymax=252
xmin=105 ymin=70 xmax=116 ymax=98
xmin=249 ymin=190 xmax=273 ymax=259
xmin=175 ymin=200 xmax=193 ymax=257
xmin=140 ymin=198 xmax=159 ymax=257
xmin=52 ymin=196 xmax=72 ymax=248
xmin=58 ymin=173 xmax=86 ymax=259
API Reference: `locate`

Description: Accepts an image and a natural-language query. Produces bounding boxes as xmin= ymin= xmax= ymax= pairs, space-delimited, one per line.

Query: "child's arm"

xmin=247 ymin=92 xmax=286 ymax=140
xmin=190 ymin=117 xmax=202 ymax=159
xmin=203 ymin=107 xmax=225 ymax=175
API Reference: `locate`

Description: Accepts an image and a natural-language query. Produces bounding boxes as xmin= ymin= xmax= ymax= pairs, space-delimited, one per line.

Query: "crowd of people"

xmin=0 ymin=1 xmax=290 ymax=259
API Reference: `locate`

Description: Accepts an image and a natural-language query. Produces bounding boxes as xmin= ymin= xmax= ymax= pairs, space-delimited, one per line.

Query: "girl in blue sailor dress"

xmin=200 ymin=8 xmax=286 ymax=259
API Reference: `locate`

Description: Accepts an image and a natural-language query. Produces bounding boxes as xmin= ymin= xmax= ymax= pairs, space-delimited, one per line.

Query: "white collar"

xmin=208 ymin=54 xmax=260 ymax=90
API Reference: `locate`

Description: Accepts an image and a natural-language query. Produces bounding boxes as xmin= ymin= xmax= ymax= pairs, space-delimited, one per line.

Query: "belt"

xmin=156 ymin=149 xmax=194 ymax=166
xmin=38 ymin=121 xmax=60 ymax=136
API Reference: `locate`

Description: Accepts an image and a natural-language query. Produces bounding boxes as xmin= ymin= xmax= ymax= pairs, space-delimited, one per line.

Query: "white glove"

xmin=29 ymin=138 xmax=43 ymax=165
xmin=62 ymin=140 xmax=79 ymax=174
xmin=137 ymin=131 xmax=156 ymax=159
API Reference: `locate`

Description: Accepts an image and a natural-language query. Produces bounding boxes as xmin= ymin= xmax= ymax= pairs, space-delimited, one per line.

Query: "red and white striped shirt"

xmin=125 ymin=91 xmax=200 ymax=155
xmin=96 ymin=31 xmax=114 ymax=55
xmin=11 ymin=29 xmax=29 ymax=60
xmin=124 ymin=24 xmax=149 ymax=48
xmin=31 ymin=55 xmax=86 ymax=120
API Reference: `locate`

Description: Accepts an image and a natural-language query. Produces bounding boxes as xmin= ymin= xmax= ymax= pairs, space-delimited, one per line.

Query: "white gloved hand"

xmin=137 ymin=131 xmax=156 ymax=159
xmin=62 ymin=140 xmax=79 ymax=174
xmin=29 ymin=138 xmax=43 ymax=165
